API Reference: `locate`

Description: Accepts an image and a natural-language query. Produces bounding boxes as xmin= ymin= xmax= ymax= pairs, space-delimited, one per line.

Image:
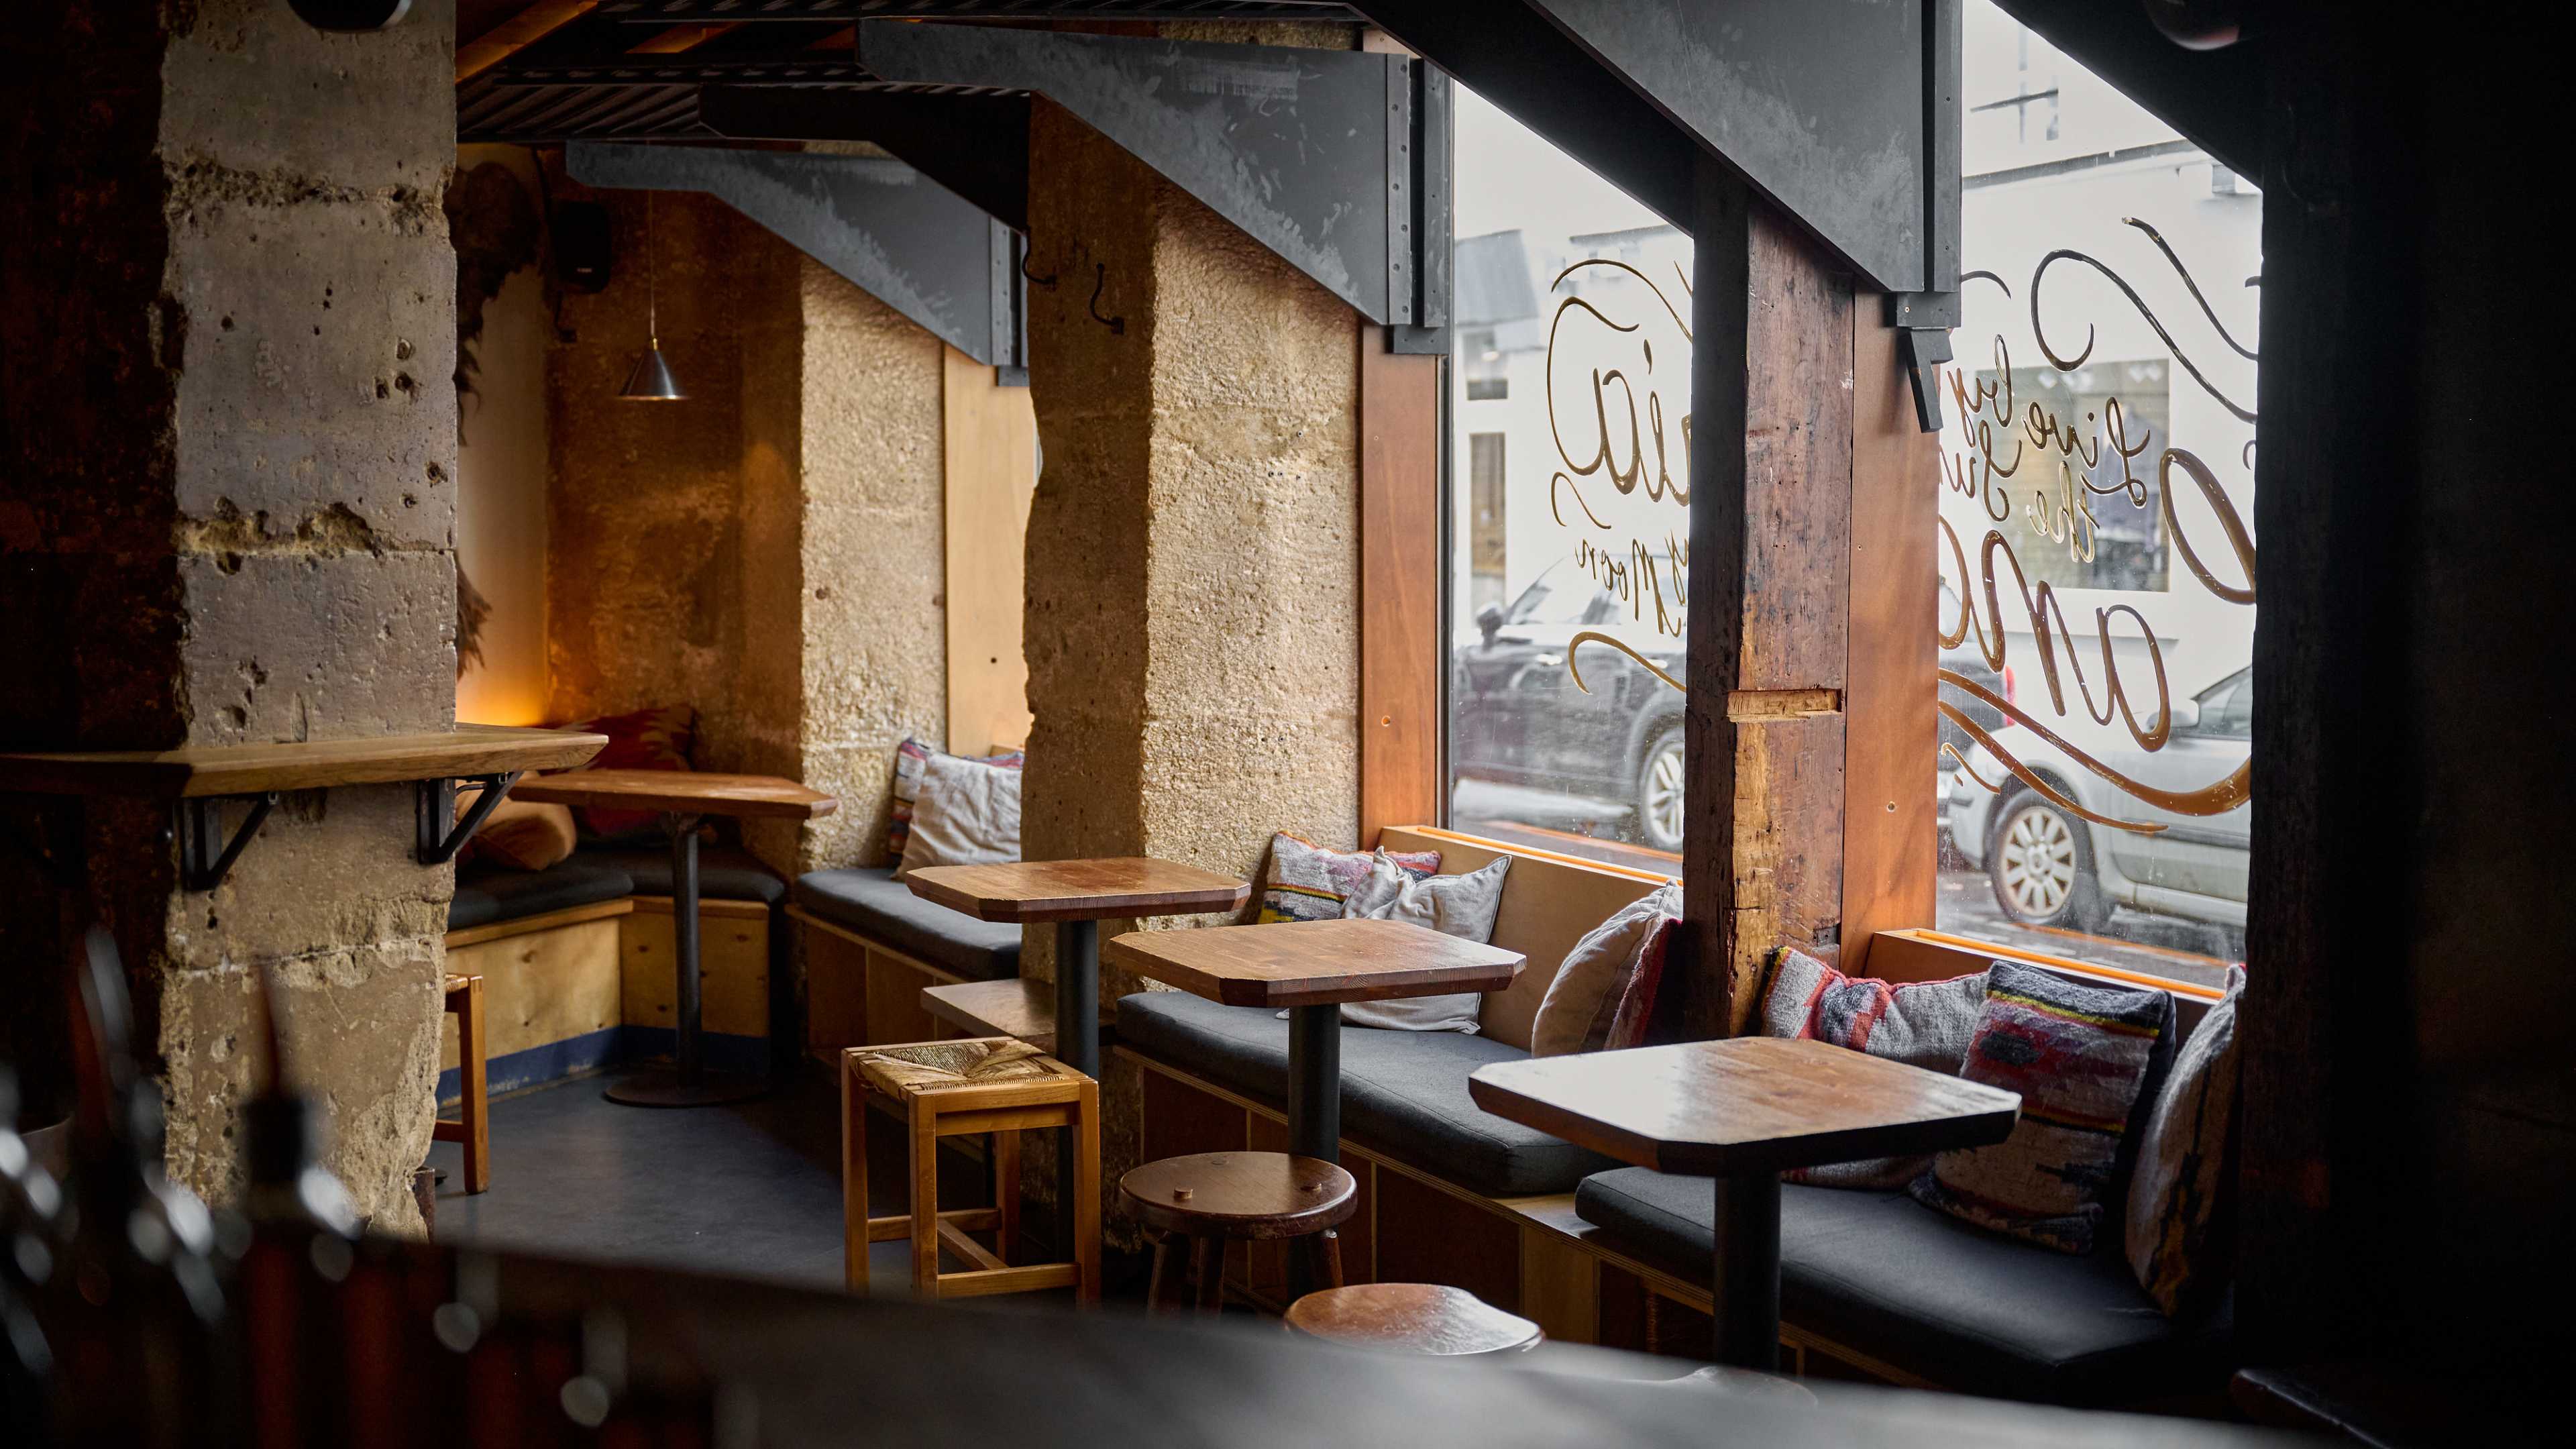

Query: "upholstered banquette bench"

xmin=789 ymin=866 xmax=1025 ymax=1052
xmin=1112 ymin=828 xmax=2237 ymax=1409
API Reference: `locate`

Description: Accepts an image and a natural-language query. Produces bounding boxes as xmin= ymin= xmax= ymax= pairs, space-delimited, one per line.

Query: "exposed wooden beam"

xmin=627 ymin=21 xmax=743 ymax=55
xmin=457 ymin=1 xmax=598 ymax=84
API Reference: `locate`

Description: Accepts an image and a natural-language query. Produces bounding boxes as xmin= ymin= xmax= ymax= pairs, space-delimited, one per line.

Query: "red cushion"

xmin=562 ymin=704 xmax=696 ymax=839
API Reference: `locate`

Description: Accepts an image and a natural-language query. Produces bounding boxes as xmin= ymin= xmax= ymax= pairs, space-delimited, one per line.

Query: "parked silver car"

xmin=1947 ymin=666 xmax=2252 ymax=948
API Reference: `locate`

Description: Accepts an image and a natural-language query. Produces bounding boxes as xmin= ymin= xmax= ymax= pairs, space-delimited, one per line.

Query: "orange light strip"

xmin=627 ymin=21 xmax=743 ymax=55
xmin=458 ymin=1 xmax=600 ymax=84
xmin=1907 ymin=928 xmax=2228 ymax=1001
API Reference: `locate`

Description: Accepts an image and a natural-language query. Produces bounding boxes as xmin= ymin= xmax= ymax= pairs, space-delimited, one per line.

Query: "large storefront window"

xmin=1935 ymin=1 xmax=2259 ymax=987
xmin=1445 ymin=84 xmax=1690 ymax=871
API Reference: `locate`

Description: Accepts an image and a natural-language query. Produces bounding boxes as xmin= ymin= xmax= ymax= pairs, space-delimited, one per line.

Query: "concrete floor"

xmin=423 ymin=1065 xmax=1019 ymax=1297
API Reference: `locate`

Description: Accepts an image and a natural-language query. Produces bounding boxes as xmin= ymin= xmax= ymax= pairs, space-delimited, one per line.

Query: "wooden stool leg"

xmin=1146 ymin=1234 xmax=1187 ymax=1313
xmin=991 ymin=1130 xmax=1022 ymax=1267
xmin=455 ymin=975 xmax=489 ymax=1195
xmin=1189 ymin=1236 xmax=1223 ymax=1314
xmin=1071 ymin=1079 xmax=1101 ymax=1305
xmin=1309 ymin=1229 xmax=1344 ymax=1291
xmin=910 ymin=1101 xmax=941 ymax=1295
xmin=842 ymin=1055 xmax=871 ymax=1293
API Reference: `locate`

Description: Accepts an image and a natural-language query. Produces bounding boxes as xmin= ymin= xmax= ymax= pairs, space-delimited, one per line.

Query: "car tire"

xmin=1633 ymin=729 xmax=1686 ymax=855
xmin=1986 ymin=790 xmax=2112 ymax=934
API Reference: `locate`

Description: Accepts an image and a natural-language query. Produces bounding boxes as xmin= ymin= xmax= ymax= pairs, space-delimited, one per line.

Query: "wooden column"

xmin=1678 ymin=162 xmax=1857 ymax=1040
xmin=1358 ymin=325 xmax=1444 ymax=841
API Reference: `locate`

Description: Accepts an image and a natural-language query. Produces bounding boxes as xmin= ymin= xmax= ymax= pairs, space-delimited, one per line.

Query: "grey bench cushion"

xmin=573 ymin=845 xmax=787 ymax=906
xmin=792 ymin=867 xmax=1021 ymax=981
xmin=1115 ymin=991 xmax=1619 ymax=1197
xmin=1574 ymin=1168 xmax=2233 ymax=1404
xmin=449 ymin=859 xmax=636 ymax=933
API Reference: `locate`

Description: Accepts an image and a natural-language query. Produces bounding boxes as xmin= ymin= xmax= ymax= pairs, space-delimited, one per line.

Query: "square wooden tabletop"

xmin=904 ymin=857 xmax=1250 ymax=923
xmin=512 ymin=769 xmax=839 ymax=820
xmin=1467 ymin=1036 xmax=2020 ymax=1177
xmin=1104 ymin=918 xmax=1525 ymax=1009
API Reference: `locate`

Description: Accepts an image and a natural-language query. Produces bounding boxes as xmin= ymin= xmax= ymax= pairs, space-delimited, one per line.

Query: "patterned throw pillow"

xmin=1255 ymin=833 xmax=1439 ymax=924
xmin=887 ymin=737 xmax=1024 ymax=862
xmin=1759 ymin=946 xmax=1988 ymax=1188
xmin=1911 ymin=961 xmax=2176 ymax=1254
xmin=2127 ymin=966 xmax=2245 ymax=1315
xmin=562 ymin=703 xmax=696 ymax=841
xmin=1530 ymin=882 xmax=1682 ymax=1057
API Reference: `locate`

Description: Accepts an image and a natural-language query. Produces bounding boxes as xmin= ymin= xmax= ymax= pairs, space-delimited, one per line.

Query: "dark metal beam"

xmin=855 ymin=20 xmax=1432 ymax=327
xmin=568 ymin=142 xmax=1026 ymax=370
xmin=599 ymin=1 xmax=1362 ymax=19
xmin=1987 ymin=0 xmax=2261 ymax=178
xmin=702 ymin=87 xmax=1032 ymax=233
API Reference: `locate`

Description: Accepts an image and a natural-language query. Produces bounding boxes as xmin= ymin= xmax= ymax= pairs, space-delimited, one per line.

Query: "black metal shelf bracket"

xmin=416 ymin=772 xmax=525 ymax=867
xmin=178 ymin=793 xmax=279 ymax=893
xmin=1889 ymin=290 xmax=1961 ymax=433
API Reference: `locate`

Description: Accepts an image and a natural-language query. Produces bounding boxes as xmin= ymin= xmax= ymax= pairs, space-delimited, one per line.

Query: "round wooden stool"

xmin=1285 ymin=1283 xmax=1543 ymax=1358
xmin=1120 ymin=1152 xmax=1354 ymax=1313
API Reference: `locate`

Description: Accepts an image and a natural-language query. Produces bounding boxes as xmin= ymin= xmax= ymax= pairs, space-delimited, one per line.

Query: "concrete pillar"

xmin=1018 ymin=25 xmax=1365 ymax=1229
xmin=0 ymin=2 xmax=460 ymax=1230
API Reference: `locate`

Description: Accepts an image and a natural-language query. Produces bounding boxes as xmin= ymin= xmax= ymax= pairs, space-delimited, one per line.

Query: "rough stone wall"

xmin=795 ymin=258 xmax=948 ymax=873
xmin=1 ymin=1 xmax=459 ymax=1232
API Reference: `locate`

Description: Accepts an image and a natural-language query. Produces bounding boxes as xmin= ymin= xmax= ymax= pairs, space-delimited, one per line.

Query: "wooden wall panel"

xmin=942 ymin=345 xmax=1040 ymax=756
xmin=621 ymin=897 xmax=769 ymax=1038
xmin=1838 ymin=307 xmax=1939 ymax=977
xmin=442 ymin=916 xmax=624 ymax=1069
xmin=1358 ymin=326 xmax=1444 ymax=840
xmin=799 ymin=912 xmax=870 ymax=1052
xmin=1373 ymin=1169 xmax=1521 ymax=1313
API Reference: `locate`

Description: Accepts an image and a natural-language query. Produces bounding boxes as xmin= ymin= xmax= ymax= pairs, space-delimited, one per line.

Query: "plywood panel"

xmin=442 ymin=917 xmax=623 ymax=1068
xmin=1517 ymin=1218 xmax=1601 ymax=1344
xmin=621 ymin=897 xmax=769 ymax=1037
xmin=1373 ymin=1168 xmax=1521 ymax=1313
xmin=1359 ymin=327 xmax=1443 ymax=839
xmin=942 ymin=345 xmax=1039 ymax=756
xmin=1379 ymin=826 xmax=1662 ymax=1052
xmin=864 ymin=949 xmax=952 ymax=1048
xmin=1838 ymin=307 xmax=1939 ymax=978
xmin=799 ymin=910 xmax=871 ymax=1053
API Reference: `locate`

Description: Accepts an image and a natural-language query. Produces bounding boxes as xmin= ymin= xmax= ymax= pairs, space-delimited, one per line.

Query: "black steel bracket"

xmin=415 ymin=773 xmax=524 ymax=868
xmin=568 ymin=142 xmax=1028 ymax=374
xmin=856 ymin=21 xmax=1449 ymax=336
xmin=177 ymin=794 xmax=278 ymax=893
xmin=1888 ymin=290 xmax=1960 ymax=433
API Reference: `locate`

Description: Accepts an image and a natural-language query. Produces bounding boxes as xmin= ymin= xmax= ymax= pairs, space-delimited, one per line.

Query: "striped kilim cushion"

xmin=1255 ymin=833 xmax=1439 ymax=924
xmin=1911 ymin=961 xmax=2174 ymax=1254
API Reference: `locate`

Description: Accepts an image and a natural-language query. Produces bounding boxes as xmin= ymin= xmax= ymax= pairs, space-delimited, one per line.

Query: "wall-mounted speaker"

xmin=288 ymin=1 xmax=413 ymax=30
xmin=551 ymin=203 xmax=612 ymax=294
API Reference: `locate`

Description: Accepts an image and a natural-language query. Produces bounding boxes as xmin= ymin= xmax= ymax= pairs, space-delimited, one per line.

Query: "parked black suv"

xmin=1452 ymin=563 xmax=2005 ymax=854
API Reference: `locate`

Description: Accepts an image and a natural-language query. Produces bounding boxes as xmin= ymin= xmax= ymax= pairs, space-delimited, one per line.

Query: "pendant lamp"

xmin=620 ymin=191 xmax=685 ymax=401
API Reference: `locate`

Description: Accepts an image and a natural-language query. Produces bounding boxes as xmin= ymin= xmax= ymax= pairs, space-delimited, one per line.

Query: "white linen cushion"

xmin=2126 ymin=965 xmax=2245 ymax=1315
xmin=1335 ymin=855 xmax=1513 ymax=1033
xmin=898 ymin=753 xmax=1023 ymax=876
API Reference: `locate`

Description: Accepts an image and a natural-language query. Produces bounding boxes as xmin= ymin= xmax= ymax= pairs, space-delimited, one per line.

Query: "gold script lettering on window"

xmin=1935 ymin=1 xmax=2258 ymax=987
xmin=1448 ymin=81 xmax=1690 ymax=870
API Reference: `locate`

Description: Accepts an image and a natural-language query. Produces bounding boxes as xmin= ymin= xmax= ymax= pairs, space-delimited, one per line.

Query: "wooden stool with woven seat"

xmin=431 ymin=973 xmax=489 ymax=1194
xmin=1286 ymin=1283 xmax=1543 ymax=1358
xmin=842 ymin=1038 xmax=1099 ymax=1302
xmin=1120 ymin=1152 xmax=1354 ymax=1313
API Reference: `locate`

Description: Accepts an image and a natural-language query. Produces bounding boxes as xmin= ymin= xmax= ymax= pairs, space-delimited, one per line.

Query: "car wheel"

xmin=1634 ymin=730 xmax=1686 ymax=854
xmin=1987 ymin=791 xmax=2112 ymax=933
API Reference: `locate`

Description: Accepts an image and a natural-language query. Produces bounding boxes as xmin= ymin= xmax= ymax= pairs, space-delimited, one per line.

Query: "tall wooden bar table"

xmin=904 ymin=858 xmax=1251 ymax=1246
xmin=513 ymin=769 xmax=837 ymax=1107
xmin=1107 ymin=917 xmax=1525 ymax=1297
xmin=1468 ymin=1036 xmax=2020 ymax=1371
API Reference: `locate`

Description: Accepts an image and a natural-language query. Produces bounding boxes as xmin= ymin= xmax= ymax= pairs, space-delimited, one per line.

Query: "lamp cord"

xmin=645 ymin=191 xmax=659 ymax=349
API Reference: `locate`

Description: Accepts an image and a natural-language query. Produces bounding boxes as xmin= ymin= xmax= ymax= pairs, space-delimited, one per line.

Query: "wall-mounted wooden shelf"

xmin=0 ymin=726 xmax=609 ymax=891
xmin=0 ymin=724 xmax=606 ymax=798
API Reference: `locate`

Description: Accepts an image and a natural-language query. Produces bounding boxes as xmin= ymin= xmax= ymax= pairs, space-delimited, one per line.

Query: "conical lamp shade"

xmin=619 ymin=345 xmax=686 ymax=401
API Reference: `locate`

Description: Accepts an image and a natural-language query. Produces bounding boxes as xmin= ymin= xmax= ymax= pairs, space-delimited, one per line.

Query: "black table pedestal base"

xmin=1285 ymin=1002 xmax=1343 ymax=1300
xmin=1711 ymin=1171 xmax=1783 ymax=1371
xmin=604 ymin=812 xmax=767 ymax=1110
xmin=1053 ymin=918 xmax=1099 ymax=1258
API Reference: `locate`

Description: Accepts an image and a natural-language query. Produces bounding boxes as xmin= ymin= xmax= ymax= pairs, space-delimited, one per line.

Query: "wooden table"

xmin=1108 ymin=917 xmax=1523 ymax=1295
xmin=1468 ymin=1036 xmax=2020 ymax=1371
xmin=513 ymin=769 xmax=837 ymax=1107
xmin=906 ymin=857 xmax=1248 ymax=1247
